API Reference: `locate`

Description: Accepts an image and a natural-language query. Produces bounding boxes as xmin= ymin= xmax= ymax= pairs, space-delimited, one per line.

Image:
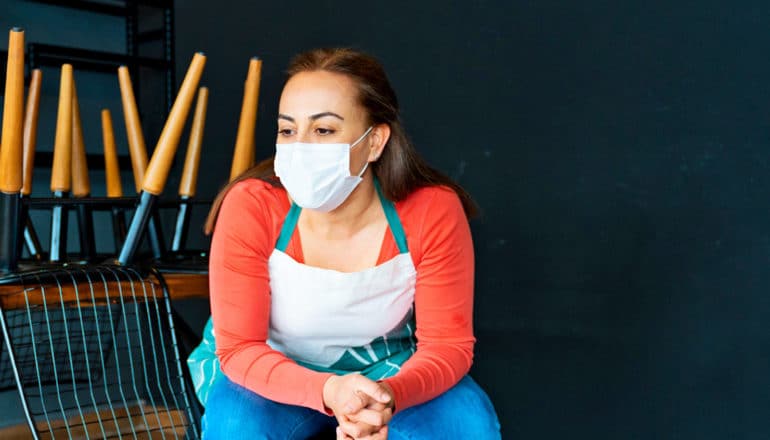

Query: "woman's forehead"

xmin=279 ymin=71 xmax=361 ymax=117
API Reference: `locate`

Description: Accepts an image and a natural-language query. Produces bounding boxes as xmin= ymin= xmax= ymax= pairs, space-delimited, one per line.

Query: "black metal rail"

xmin=28 ymin=43 xmax=169 ymax=72
xmin=24 ymin=0 xmax=174 ymax=17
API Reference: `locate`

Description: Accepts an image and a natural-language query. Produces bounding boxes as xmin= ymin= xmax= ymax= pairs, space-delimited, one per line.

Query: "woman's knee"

xmin=202 ymin=376 xmax=319 ymax=439
xmin=203 ymin=378 xmax=268 ymax=438
xmin=389 ymin=376 xmax=501 ymax=439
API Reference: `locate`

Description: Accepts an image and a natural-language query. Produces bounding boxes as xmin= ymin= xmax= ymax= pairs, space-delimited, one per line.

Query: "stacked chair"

xmin=0 ymin=24 xmax=262 ymax=438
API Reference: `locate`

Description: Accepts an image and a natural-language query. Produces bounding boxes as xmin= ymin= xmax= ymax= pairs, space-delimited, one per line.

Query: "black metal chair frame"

xmin=0 ymin=264 xmax=202 ymax=439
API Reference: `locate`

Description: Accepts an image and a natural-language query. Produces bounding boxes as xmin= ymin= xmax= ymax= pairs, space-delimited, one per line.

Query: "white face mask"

xmin=274 ymin=126 xmax=373 ymax=212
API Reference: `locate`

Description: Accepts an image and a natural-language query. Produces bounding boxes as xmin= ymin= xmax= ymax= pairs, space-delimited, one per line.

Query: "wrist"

xmin=322 ymin=374 xmax=338 ymax=412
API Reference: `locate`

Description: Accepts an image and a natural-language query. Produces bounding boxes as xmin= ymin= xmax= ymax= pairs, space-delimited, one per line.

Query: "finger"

xmin=342 ymin=390 xmax=368 ymax=413
xmin=357 ymin=425 xmax=389 ymax=440
xmin=353 ymin=377 xmax=392 ymax=405
xmin=346 ymin=389 xmax=383 ymax=415
xmin=362 ymin=400 xmax=388 ymax=414
xmin=338 ymin=418 xmax=378 ymax=439
xmin=336 ymin=426 xmax=353 ymax=440
xmin=347 ymin=407 xmax=392 ymax=427
xmin=342 ymin=390 xmax=387 ymax=416
xmin=334 ymin=414 xmax=348 ymax=429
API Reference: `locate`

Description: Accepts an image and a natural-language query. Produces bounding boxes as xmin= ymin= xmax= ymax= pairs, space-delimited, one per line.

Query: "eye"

xmin=277 ymin=128 xmax=295 ymax=136
xmin=315 ymin=127 xmax=336 ymax=136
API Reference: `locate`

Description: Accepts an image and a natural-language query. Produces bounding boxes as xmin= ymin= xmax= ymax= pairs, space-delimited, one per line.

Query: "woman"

xmin=197 ymin=48 xmax=501 ymax=439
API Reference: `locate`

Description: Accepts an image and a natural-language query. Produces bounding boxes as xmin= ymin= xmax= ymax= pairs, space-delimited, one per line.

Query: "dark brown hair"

xmin=204 ymin=48 xmax=477 ymax=234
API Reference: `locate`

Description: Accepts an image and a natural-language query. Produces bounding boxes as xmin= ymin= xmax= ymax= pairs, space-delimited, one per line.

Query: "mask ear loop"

xmin=350 ymin=126 xmax=374 ymax=149
xmin=356 ymin=161 xmax=369 ymax=177
xmin=350 ymin=125 xmax=374 ymax=177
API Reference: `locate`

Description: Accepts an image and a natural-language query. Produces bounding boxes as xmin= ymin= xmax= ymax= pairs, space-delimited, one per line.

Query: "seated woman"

xmin=192 ymin=47 xmax=501 ymax=439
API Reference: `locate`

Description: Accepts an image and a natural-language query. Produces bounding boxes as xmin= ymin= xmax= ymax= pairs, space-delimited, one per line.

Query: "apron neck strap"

xmin=275 ymin=201 xmax=301 ymax=252
xmin=374 ymin=178 xmax=409 ymax=254
xmin=275 ymin=178 xmax=409 ymax=254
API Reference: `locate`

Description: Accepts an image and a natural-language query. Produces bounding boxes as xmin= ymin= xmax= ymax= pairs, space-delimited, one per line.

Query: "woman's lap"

xmin=203 ymin=375 xmax=500 ymax=439
xmin=202 ymin=376 xmax=335 ymax=439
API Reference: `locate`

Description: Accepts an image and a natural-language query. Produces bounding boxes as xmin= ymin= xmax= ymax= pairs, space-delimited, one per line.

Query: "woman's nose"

xmin=296 ymin=128 xmax=312 ymax=143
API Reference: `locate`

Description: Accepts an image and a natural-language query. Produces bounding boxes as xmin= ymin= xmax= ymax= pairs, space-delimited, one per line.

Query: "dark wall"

xmin=175 ymin=0 xmax=770 ymax=438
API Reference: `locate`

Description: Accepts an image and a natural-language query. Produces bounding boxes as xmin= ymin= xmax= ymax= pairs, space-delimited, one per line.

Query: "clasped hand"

xmin=323 ymin=374 xmax=394 ymax=439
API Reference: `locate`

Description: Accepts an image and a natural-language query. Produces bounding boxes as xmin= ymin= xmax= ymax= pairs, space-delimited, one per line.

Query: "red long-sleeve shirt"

xmin=209 ymin=178 xmax=475 ymax=413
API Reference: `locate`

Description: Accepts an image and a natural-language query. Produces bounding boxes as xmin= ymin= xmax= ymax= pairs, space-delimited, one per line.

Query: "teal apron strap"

xmin=275 ymin=178 xmax=409 ymax=254
xmin=374 ymin=179 xmax=409 ymax=254
xmin=275 ymin=202 xmax=301 ymax=252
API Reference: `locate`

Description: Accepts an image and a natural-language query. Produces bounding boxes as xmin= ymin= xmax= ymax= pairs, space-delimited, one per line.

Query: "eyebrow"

xmin=277 ymin=112 xmax=345 ymax=122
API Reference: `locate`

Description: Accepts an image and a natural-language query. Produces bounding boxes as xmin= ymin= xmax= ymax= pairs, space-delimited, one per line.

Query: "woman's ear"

xmin=368 ymin=124 xmax=391 ymax=161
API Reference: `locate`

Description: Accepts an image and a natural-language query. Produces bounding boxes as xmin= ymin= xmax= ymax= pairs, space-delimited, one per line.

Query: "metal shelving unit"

xmin=27 ymin=0 xmax=176 ymax=114
xmin=0 ymin=0 xmax=176 ymax=171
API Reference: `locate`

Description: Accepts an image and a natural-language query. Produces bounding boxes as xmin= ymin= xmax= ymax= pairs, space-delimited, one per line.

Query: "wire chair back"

xmin=0 ymin=266 xmax=200 ymax=439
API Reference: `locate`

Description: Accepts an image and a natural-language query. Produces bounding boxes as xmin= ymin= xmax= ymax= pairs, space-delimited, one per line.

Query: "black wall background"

xmin=176 ymin=0 xmax=770 ymax=437
xmin=0 ymin=0 xmax=768 ymax=437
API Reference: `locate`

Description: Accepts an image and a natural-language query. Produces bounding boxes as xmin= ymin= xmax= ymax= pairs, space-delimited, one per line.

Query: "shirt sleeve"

xmin=381 ymin=188 xmax=476 ymax=412
xmin=209 ymin=181 xmax=333 ymax=413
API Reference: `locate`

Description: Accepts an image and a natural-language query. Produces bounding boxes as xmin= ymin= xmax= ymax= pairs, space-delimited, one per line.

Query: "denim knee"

xmin=388 ymin=375 xmax=501 ymax=439
xmin=202 ymin=376 xmax=327 ymax=440
xmin=203 ymin=378 xmax=269 ymax=439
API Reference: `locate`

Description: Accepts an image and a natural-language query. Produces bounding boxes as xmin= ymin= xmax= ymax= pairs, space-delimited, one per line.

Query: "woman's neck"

xmin=299 ymin=174 xmax=382 ymax=240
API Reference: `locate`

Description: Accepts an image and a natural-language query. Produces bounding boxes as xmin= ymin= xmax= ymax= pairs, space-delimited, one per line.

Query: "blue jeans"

xmin=203 ymin=375 xmax=501 ymax=439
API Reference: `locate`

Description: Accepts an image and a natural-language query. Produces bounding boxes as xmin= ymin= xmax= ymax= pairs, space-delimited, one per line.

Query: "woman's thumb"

xmin=358 ymin=380 xmax=392 ymax=403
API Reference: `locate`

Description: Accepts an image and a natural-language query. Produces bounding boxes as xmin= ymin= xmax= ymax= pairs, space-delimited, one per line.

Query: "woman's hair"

xmin=204 ymin=48 xmax=477 ymax=234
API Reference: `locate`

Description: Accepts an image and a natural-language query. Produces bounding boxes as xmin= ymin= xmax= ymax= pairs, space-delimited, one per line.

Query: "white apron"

xmin=267 ymin=179 xmax=418 ymax=379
